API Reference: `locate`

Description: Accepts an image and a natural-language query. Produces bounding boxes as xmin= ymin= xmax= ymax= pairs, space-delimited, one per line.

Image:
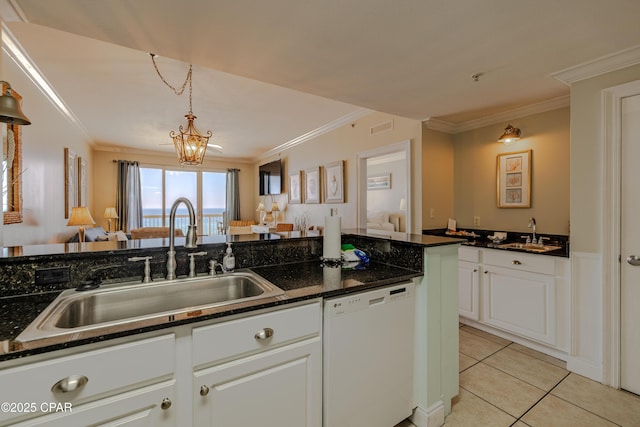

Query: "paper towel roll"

xmin=323 ymin=215 xmax=342 ymax=260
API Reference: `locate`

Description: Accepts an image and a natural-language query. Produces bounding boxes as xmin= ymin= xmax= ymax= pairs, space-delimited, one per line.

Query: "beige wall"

xmin=452 ymin=107 xmax=570 ymax=235
xmin=92 ymin=149 xmax=254 ymax=231
xmin=570 ymin=64 xmax=640 ymax=252
xmin=422 ymin=126 xmax=454 ymax=229
xmin=2 ymin=49 xmax=93 ymax=246
xmin=265 ymin=111 xmax=423 ymax=232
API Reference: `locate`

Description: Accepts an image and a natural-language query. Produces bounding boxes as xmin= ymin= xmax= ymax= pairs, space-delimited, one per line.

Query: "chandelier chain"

xmin=150 ymin=54 xmax=194 ymax=113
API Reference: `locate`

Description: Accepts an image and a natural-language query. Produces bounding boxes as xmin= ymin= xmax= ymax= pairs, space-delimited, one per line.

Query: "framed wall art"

xmin=77 ymin=156 xmax=87 ymax=206
xmin=323 ymin=160 xmax=344 ymax=203
xmin=497 ymin=149 xmax=531 ymax=208
xmin=64 ymin=147 xmax=77 ymax=218
xmin=367 ymin=174 xmax=391 ymax=190
xmin=304 ymin=166 xmax=321 ymax=204
xmin=288 ymin=171 xmax=303 ymax=204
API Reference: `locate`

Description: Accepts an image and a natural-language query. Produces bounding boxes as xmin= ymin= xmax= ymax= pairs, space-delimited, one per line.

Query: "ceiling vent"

xmin=370 ymin=119 xmax=394 ymax=135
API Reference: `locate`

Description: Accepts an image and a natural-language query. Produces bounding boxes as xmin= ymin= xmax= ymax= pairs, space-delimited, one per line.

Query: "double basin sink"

xmin=16 ymin=270 xmax=285 ymax=343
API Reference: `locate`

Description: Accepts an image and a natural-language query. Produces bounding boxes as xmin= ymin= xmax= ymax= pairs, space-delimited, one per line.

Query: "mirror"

xmin=357 ymin=140 xmax=411 ymax=237
xmin=2 ymin=83 xmax=23 ymax=225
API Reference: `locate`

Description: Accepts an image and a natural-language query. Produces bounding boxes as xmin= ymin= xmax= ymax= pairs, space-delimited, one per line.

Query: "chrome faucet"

xmin=166 ymin=197 xmax=198 ymax=280
xmin=527 ymin=217 xmax=537 ymax=244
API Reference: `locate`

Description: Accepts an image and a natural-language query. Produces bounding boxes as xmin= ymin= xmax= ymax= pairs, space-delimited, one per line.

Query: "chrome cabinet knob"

xmin=627 ymin=255 xmax=640 ymax=266
xmin=161 ymin=398 xmax=172 ymax=410
xmin=512 ymin=260 xmax=522 ymax=265
xmin=200 ymin=385 xmax=210 ymax=396
xmin=254 ymin=327 xmax=274 ymax=341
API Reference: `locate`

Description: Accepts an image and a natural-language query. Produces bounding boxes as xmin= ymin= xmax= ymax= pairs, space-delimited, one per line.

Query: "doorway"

xmin=620 ymin=93 xmax=640 ymax=395
xmin=603 ymin=79 xmax=640 ymax=393
xmin=356 ymin=140 xmax=411 ymax=235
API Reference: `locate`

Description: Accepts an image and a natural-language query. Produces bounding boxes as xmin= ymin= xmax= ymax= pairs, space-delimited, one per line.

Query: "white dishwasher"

xmin=323 ymin=281 xmax=416 ymax=427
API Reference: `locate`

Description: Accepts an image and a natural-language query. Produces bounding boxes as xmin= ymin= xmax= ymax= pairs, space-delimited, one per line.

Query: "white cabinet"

xmin=458 ymin=247 xmax=481 ymax=320
xmin=458 ymin=247 xmax=570 ymax=353
xmin=191 ymin=302 xmax=322 ymax=427
xmin=0 ymin=334 xmax=176 ymax=426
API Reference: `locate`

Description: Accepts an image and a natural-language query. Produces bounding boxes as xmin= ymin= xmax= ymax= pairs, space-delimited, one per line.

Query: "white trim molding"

xmin=568 ymin=251 xmax=603 ymax=382
xmin=601 ymin=79 xmax=640 ymax=388
xmin=423 ymin=96 xmax=570 ymax=135
xmin=552 ymin=44 xmax=640 ymax=85
xmin=259 ymin=107 xmax=371 ymax=159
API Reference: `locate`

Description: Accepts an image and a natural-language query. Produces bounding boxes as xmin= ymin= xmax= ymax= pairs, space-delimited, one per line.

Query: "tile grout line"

xmin=509 ymin=370 xmax=572 ymax=426
xmin=458 ymin=384 xmax=520 ymax=423
xmin=547 ymin=374 xmax=625 ymax=427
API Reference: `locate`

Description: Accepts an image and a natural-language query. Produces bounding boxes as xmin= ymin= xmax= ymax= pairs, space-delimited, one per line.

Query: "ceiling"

xmin=2 ymin=0 xmax=640 ymax=161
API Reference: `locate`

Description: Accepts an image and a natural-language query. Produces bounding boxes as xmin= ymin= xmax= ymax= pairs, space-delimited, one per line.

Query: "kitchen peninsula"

xmin=0 ymin=230 xmax=463 ymax=427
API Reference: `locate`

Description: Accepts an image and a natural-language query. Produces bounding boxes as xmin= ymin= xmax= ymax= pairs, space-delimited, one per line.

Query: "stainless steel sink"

xmin=16 ymin=270 xmax=284 ymax=343
xmin=498 ymin=242 xmax=562 ymax=253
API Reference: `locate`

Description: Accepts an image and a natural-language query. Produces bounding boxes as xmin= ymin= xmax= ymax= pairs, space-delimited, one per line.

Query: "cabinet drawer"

xmin=484 ymin=249 xmax=555 ymax=275
xmin=0 ymin=334 xmax=175 ymax=425
xmin=458 ymin=246 xmax=481 ymax=263
xmin=192 ymin=302 xmax=321 ymax=367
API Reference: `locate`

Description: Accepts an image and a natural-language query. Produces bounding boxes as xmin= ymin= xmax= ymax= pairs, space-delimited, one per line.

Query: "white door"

xmin=621 ymin=93 xmax=640 ymax=395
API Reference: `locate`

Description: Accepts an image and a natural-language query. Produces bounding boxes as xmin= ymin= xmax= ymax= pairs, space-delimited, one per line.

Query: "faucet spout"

xmin=527 ymin=217 xmax=537 ymax=243
xmin=167 ymin=197 xmax=198 ymax=280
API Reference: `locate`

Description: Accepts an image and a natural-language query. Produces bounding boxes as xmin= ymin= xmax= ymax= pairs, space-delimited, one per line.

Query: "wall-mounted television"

xmin=259 ymin=159 xmax=282 ymax=195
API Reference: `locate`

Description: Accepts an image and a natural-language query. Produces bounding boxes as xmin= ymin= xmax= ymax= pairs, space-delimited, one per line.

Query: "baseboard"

xmin=567 ymin=355 xmax=603 ymax=383
xmin=410 ymin=401 xmax=445 ymax=427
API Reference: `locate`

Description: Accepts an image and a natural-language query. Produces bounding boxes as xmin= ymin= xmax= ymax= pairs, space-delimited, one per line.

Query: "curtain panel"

xmin=225 ymin=168 xmax=240 ymax=228
xmin=116 ymin=160 xmax=143 ymax=232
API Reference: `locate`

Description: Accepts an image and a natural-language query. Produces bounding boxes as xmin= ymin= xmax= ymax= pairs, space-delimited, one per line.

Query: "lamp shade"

xmin=67 ymin=207 xmax=96 ymax=226
xmin=103 ymin=207 xmax=118 ymax=219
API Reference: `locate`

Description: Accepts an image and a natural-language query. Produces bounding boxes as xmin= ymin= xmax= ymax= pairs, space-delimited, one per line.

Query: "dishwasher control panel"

xmin=325 ymin=281 xmax=414 ymax=317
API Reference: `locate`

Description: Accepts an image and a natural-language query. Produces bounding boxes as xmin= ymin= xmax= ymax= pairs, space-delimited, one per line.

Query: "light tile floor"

xmin=396 ymin=325 xmax=640 ymax=427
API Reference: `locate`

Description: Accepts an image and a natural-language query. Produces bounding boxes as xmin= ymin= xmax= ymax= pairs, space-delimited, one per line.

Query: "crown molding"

xmin=259 ymin=107 xmax=372 ymax=160
xmin=551 ymin=44 xmax=640 ymax=85
xmin=423 ymin=95 xmax=570 ymax=134
xmin=0 ymin=0 xmax=28 ymax=23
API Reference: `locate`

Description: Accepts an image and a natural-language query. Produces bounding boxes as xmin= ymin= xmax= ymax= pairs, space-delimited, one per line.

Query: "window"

xmin=140 ymin=167 xmax=226 ymax=235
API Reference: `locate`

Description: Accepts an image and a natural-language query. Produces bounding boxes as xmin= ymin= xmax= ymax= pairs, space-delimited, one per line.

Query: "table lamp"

xmin=67 ymin=206 xmax=96 ymax=242
xmin=104 ymin=207 xmax=118 ymax=232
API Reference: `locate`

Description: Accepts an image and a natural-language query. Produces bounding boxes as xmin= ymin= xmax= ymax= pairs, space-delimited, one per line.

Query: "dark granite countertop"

xmin=0 ymin=260 xmax=423 ymax=362
xmin=423 ymin=228 xmax=569 ymax=258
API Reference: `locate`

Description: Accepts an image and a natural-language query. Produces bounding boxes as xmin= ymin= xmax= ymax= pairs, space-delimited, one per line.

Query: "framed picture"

xmin=288 ymin=171 xmax=303 ymax=204
xmin=367 ymin=174 xmax=391 ymax=190
xmin=304 ymin=166 xmax=321 ymax=204
xmin=323 ymin=160 xmax=344 ymax=203
xmin=64 ymin=147 xmax=77 ymax=218
xmin=497 ymin=149 xmax=531 ymax=208
xmin=77 ymin=156 xmax=87 ymax=206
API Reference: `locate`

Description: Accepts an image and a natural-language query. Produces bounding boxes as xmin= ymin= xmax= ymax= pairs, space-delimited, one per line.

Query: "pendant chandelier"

xmin=151 ymin=54 xmax=212 ymax=165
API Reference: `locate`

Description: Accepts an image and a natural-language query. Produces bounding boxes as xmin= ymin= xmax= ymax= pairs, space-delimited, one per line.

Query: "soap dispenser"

xmin=223 ymin=243 xmax=235 ymax=272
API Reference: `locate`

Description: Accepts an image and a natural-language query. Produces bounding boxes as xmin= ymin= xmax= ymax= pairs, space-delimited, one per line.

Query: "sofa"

xmin=366 ymin=210 xmax=406 ymax=233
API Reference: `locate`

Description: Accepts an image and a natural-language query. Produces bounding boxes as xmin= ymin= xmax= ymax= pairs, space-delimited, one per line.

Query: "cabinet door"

xmin=458 ymin=260 xmax=480 ymax=320
xmin=10 ymin=381 xmax=176 ymax=427
xmin=483 ymin=266 xmax=556 ymax=345
xmin=193 ymin=338 xmax=321 ymax=427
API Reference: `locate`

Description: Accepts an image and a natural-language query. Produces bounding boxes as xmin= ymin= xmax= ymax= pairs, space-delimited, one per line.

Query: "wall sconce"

xmin=67 ymin=206 xmax=96 ymax=242
xmin=0 ymin=81 xmax=31 ymax=125
xmin=498 ymin=124 xmax=521 ymax=145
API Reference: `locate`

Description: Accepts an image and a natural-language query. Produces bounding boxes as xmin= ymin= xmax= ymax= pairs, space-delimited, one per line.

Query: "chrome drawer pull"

xmin=512 ymin=260 xmax=522 ymax=265
xmin=254 ymin=327 xmax=274 ymax=341
xmin=200 ymin=385 xmax=210 ymax=396
xmin=51 ymin=375 xmax=88 ymax=393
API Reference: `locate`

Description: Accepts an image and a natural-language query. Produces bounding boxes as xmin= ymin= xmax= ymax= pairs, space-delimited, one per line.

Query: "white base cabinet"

xmin=458 ymin=246 xmax=570 ymax=354
xmin=0 ymin=301 xmax=322 ymax=427
xmin=191 ymin=302 xmax=322 ymax=427
xmin=194 ymin=339 xmax=320 ymax=426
